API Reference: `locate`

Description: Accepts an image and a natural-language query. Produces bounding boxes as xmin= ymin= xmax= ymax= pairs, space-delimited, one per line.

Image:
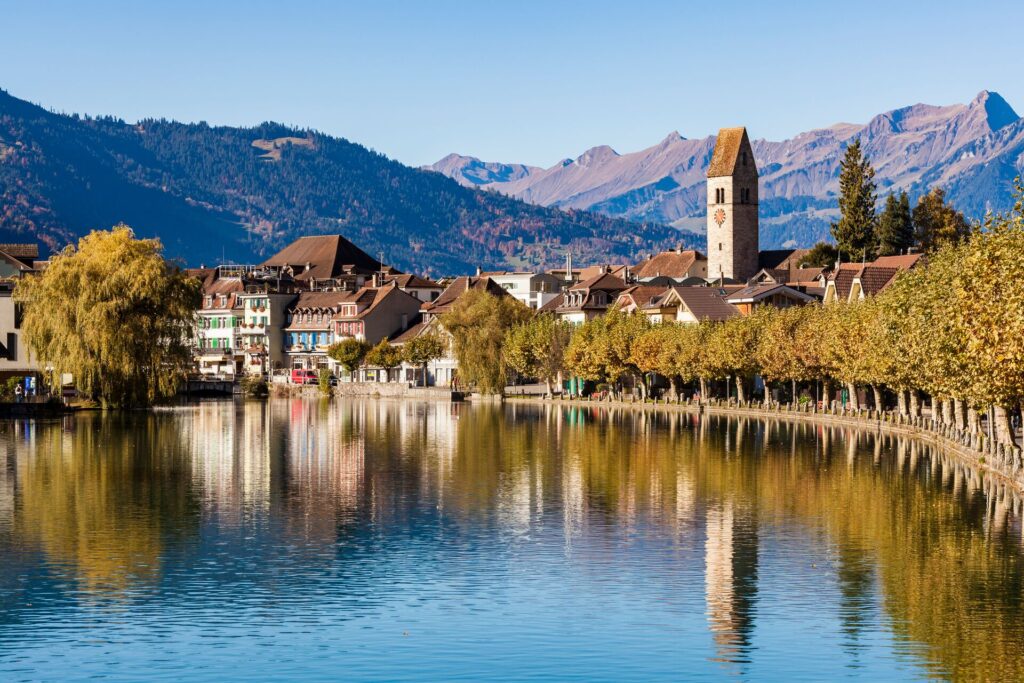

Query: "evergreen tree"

xmin=877 ymin=191 xmax=914 ymax=255
xmin=799 ymin=241 xmax=839 ymax=268
xmin=912 ymin=187 xmax=971 ymax=253
xmin=830 ymin=139 xmax=878 ymax=260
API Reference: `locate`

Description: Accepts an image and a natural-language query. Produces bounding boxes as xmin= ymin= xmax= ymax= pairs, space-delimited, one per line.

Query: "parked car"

xmin=290 ymin=369 xmax=319 ymax=385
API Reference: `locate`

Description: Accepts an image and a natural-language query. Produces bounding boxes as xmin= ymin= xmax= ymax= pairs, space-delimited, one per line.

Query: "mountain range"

xmin=0 ymin=89 xmax=685 ymax=274
xmin=427 ymin=91 xmax=1024 ymax=248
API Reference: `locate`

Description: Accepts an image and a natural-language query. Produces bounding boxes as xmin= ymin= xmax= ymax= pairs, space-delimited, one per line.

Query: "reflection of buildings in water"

xmin=187 ymin=401 xmax=272 ymax=518
xmin=704 ymin=500 xmax=758 ymax=665
xmin=283 ymin=399 xmax=365 ymax=516
xmin=562 ymin=443 xmax=584 ymax=548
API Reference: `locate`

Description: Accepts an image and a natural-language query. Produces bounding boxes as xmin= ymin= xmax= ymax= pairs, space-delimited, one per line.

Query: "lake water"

xmin=1 ymin=399 xmax=1022 ymax=681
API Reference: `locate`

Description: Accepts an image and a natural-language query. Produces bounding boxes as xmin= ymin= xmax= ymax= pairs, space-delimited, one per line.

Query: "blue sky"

xmin=2 ymin=0 xmax=1020 ymax=167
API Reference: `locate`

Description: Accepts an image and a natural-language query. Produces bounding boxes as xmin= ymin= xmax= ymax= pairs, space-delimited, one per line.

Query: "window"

xmin=719 ymin=243 xmax=723 ymax=251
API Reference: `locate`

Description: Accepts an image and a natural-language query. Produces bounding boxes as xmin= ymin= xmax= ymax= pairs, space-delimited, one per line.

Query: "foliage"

xmin=830 ymin=138 xmax=878 ymax=260
xmin=877 ymin=191 xmax=914 ymax=256
xmin=14 ymin=225 xmax=201 ymax=408
xmin=327 ymin=338 xmax=369 ymax=373
xmin=403 ymin=332 xmax=447 ymax=367
xmin=441 ymin=290 xmax=532 ymax=394
xmin=318 ymin=368 xmax=332 ymax=396
xmin=0 ymin=90 xmax=687 ymax=273
xmin=0 ymin=377 xmax=22 ymax=400
xmin=799 ymin=241 xmax=839 ymax=268
xmin=239 ymin=374 xmax=268 ymax=398
xmin=913 ymin=187 xmax=971 ymax=253
xmin=504 ymin=315 xmax=574 ymax=393
xmin=365 ymin=339 xmax=403 ymax=370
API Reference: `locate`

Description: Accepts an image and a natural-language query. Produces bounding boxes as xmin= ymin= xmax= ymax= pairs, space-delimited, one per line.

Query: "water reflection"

xmin=0 ymin=401 xmax=1022 ymax=680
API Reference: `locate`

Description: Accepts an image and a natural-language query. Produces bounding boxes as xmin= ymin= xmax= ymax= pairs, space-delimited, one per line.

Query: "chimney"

xmin=476 ymin=265 xmax=482 ymax=277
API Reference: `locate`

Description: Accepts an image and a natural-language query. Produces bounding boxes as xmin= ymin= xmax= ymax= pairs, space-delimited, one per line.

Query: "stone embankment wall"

xmin=506 ymin=395 xmax=1024 ymax=492
xmin=334 ymin=382 xmax=452 ymax=400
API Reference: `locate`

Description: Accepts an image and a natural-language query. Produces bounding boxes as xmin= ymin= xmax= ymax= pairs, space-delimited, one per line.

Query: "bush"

xmin=318 ymin=369 xmax=332 ymax=396
xmin=240 ymin=374 xmax=268 ymax=398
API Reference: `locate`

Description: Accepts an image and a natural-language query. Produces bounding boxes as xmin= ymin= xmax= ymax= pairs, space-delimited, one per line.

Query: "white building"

xmin=480 ymin=270 xmax=564 ymax=310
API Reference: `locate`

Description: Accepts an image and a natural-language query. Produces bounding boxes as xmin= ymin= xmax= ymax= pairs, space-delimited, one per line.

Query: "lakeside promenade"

xmin=505 ymin=394 xmax=1024 ymax=495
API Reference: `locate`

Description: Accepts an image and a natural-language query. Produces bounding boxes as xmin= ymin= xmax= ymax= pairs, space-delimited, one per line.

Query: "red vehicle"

xmin=291 ymin=369 xmax=319 ymax=385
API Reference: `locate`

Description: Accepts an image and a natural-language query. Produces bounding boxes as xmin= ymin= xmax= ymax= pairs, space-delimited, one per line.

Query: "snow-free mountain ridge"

xmin=427 ymin=91 xmax=1024 ymax=248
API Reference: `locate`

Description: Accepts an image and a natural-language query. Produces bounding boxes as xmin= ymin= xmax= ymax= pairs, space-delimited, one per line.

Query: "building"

xmin=194 ymin=271 xmax=245 ymax=378
xmin=391 ymin=276 xmax=513 ymax=387
xmin=633 ymin=248 xmax=708 ymax=283
xmin=0 ymin=244 xmax=40 ymax=380
xmin=239 ymin=289 xmax=298 ymax=376
xmin=382 ymin=273 xmax=444 ymax=303
xmin=553 ymin=272 xmax=629 ymax=324
xmin=259 ymin=234 xmax=386 ymax=290
xmin=283 ymin=291 xmax=352 ymax=372
xmin=479 ymin=270 xmax=564 ymax=310
xmin=725 ymin=283 xmax=816 ymax=315
xmin=823 ymin=254 xmax=923 ymax=304
xmin=707 ymin=127 xmax=759 ymax=283
xmin=635 ymin=286 xmax=741 ymax=324
xmin=332 ymin=283 xmax=422 ymax=345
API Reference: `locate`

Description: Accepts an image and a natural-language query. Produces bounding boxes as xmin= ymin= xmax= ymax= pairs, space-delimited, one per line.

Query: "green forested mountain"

xmin=0 ymin=89 xmax=685 ymax=274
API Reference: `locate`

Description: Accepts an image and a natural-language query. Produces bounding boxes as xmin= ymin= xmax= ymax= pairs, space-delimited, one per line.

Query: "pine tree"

xmin=877 ymin=191 xmax=914 ymax=255
xmin=830 ymin=138 xmax=879 ymax=260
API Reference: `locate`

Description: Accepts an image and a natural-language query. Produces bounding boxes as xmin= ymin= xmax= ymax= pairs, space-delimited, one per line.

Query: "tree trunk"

xmin=897 ymin=390 xmax=907 ymax=417
xmin=699 ymin=377 xmax=708 ymax=402
xmin=736 ymin=376 xmax=746 ymax=403
xmin=994 ymin=405 xmax=1015 ymax=446
xmin=909 ymin=390 xmax=921 ymax=417
xmin=545 ymin=378 xmax=553 ymax=396
xmin=846 ymin=383 xmax=859 ymax=410
xmin=822 ymin=378 xmax=833 ymax=409
xmin=967 ymin=405 xmax=980 ymax=435
xmin=791 ymin=378 xmax=798 ymax=405
xmin=953 ymin=398 xmax=966 ymax=431
xmin=872 ymin=385 xmax=883 ymax=412
xmin=669 ymin=376 xmax=680 ymax=402
xmin=941 ymin=398 xmax=954 ymax=426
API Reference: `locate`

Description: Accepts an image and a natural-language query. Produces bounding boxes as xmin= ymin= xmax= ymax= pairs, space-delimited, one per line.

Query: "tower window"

xmin=719 ymin=243 xmax=723 ymax=251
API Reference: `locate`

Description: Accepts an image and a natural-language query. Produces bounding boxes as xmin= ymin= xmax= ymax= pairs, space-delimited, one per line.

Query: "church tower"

xmin=707 ymin=127 xmax=759 ymax=282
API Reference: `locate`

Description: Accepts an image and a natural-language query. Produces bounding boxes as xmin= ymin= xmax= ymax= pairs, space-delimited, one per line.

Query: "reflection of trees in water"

xmin=3 ymin=401 xmax=1023 ymax=678
xmin=9 ymin=414 xmax=199 ymax=597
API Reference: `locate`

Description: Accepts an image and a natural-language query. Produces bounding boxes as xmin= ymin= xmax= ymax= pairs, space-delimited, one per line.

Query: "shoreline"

xmin=505 ymin=394 xmax=1024 ymax=493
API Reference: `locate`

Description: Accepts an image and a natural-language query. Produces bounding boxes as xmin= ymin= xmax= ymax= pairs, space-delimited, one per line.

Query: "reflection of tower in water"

xmin=704 ymin=499 xmax=758 ymax=665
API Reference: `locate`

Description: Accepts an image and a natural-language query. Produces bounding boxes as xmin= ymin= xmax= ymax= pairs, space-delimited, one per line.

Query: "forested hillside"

xmin=0 ymin=89 xmax=685 ymax=273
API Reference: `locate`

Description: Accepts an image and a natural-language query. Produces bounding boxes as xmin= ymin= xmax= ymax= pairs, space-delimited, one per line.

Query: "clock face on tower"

xmin=713 ymin=208 xmax=726 ymax=226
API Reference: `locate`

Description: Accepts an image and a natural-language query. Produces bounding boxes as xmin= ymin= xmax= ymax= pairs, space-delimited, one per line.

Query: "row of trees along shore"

xmin=444 ymin=179 xmax=1024 ymax=448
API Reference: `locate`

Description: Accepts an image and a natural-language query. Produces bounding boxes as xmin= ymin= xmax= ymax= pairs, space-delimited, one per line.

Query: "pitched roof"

xmin=538 ymin=292 xmax=564 ymax=313
xmin=633 ymin=250 xmax=705 ymax=279
xmin=618 ymin=285 xmax=669 ymax=310
xmin=260 ymin=235 xmax=385 ymax=280
xmin=673 ymin=286 xmax=741 ymax=321
xmin=871 ymin=253 xmax=924 ymax=269
xmin=390 ymin=318 xmax=427 ymax=344
xmin=725 ymin=283 xmax=816 ymax=304
xmin=708 ymin=127 xmax=754 ymax=178
xmin=579 ymin=264 xmax=630 ymax=281
xmin=568 ymin=273 xmax=628 ymax=292
xmin=422 ymin=276 xmax=511 ymax=315
xmin=386 ymin=273 xmax=441 ymax=289
xmin=289 ymin=290 xmax=359 ymax=311
xmin=0 ymin=244 xmax=39 ymax=260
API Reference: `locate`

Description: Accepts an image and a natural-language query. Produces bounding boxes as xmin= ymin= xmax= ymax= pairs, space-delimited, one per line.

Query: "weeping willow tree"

xmin=15 ymin=226 xmax=201 ymax=408
xmin=441 ymin=290 xmax=531 ymax=394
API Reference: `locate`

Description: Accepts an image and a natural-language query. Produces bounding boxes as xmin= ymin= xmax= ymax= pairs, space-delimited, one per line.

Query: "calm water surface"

xmin=1 ymin=399 xmax=1023 ymax=681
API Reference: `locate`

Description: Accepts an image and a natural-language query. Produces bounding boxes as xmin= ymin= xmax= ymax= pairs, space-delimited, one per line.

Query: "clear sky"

xmin=2 ymin=0 xmax=1020 ymax=168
